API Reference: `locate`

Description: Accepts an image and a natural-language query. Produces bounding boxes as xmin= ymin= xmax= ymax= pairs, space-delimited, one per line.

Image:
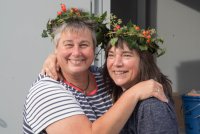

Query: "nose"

xmin=113 ymin=55 xmax=123 ymax=67
xmin=72 ymin=45 xmax=81 ymax=56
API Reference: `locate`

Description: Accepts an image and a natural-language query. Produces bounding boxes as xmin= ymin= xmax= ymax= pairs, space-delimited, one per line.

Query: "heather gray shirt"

xmin=120 ymin=98 xmax=179 ymax=134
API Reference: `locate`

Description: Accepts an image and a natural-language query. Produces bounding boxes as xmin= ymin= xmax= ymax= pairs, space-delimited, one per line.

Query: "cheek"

xmin=129 ymin=60 xmax=140 ymax=76
xmin=56 ymin=49 xmax=69 ymax=63
xmin=88 ymin=50 xmax=95 ymax=59
xmin=106 ymin=59 xmax=112 ymax=70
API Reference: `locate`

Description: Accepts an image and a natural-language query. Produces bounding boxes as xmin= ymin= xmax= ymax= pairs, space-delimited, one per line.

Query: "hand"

xmin=127 ymin=79 xmax=168 ymax=103
xmin=41 ymin=53 xmax=63 ymax=80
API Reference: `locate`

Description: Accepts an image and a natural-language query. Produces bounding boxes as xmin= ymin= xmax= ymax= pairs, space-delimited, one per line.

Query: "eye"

xmin=80 ymin=43 xmax=89 ymax=48
xmin=108 ymin=52 xmax=114 ymax=58
xmin=64 ymin=43 xmax=73 ymax=48
xmin=123 ymin=54 xmax=132 ymax=57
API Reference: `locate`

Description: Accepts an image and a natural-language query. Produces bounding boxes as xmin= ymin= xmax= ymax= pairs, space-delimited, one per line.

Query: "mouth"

xmin=68 ymin=58 xmax=85 ymax=65
xmin=113 ymin=70 xmax=128 ymax=75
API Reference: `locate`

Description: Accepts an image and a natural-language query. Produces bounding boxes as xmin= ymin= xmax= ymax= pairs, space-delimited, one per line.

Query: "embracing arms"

xmin=41 ymin=53 xmax=168 ymax=134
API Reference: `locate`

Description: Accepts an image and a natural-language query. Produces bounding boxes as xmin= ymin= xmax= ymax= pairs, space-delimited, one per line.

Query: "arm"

xmin=45 ymin=79 xmax=167 ymax=134
xmin=41 ymin=53 xmax=62 ymax=80
xmin=40 ymin=54 xmax=168 ymax=134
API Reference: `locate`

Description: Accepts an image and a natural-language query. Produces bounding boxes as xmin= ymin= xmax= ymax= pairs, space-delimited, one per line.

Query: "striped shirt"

xmin=23 ymin=66 xmax=112 ymax=134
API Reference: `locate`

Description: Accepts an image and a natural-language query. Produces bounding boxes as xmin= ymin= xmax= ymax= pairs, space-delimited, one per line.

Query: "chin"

xmin=114 ymin=80 xmax=126 ymax=87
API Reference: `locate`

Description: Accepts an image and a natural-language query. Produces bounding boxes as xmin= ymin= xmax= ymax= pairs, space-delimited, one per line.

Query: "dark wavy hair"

xmin=103 ymin=38 xmax=173 ymax=103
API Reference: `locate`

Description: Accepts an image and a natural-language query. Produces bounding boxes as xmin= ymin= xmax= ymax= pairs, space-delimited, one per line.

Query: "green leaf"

xmin=41 ymin=30 xmax=48 ymax=38
xmin=127 ymin=21 xmax=133 ymax=28
xmin=139 ymin=45 xmax=148 ymax=51
xmin=110 ymin=37 xmax=118 ymax=46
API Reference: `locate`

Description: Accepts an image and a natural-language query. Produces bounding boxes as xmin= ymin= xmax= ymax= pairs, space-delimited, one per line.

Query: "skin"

xmin=107 ymin=44 xmax=140 ymax=90
xmin=55 ymin=29 xmax=95 ymax=76
xmin=43 ymin=27 xmax=168 ymax=134
xmin=54 ymin=29 xmax=95 ymax=91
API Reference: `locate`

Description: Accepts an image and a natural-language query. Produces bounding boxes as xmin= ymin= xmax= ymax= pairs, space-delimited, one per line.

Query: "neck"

xmin=63 ymin=70 xmax=90 ymax=91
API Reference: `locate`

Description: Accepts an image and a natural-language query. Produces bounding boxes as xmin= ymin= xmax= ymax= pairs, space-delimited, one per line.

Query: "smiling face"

xmin=106 ymin=42 xmax=140 ymax=90
xmin=55 ymin=27 xmax=95 ymax=76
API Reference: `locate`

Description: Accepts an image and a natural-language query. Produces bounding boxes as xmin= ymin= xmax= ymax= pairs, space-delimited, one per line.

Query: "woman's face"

xmin=107 ymin=43 xmax=140 ymax=90
xmin=55 ymin=28 xmax=95 ymax=75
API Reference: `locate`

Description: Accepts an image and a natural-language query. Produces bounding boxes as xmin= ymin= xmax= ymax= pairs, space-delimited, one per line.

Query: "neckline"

xmin=63 ymin=74 xmax=97 ymax=96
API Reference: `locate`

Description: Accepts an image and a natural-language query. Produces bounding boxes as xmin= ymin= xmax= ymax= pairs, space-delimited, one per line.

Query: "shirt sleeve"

xmin=24 ymin=77 xmax=84 ymax=134
xmin=135 ymin=98 xmax=179 ymax=134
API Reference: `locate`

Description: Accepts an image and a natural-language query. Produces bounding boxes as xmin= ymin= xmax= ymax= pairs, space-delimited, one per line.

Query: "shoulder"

xmin=136 ymin=98 xmax=176 ymax=122
xmin=23 ymin=74 xmax=84 ymax=133
xmin=137 ymin=97 xmax=176 ymax=116
xmin=134 ymin=98 xmax=179 ymax=133
xmin=28 ymin=74 xmax=69 ymax=97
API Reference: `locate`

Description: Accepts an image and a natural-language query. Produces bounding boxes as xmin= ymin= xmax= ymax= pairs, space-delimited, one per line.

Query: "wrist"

xmin=123 ymin=89 xmax=140 ymax=105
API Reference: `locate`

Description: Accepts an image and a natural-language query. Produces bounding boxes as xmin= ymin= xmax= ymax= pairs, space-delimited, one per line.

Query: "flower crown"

xmin=42 ymin=3 xmax=109 ymax=49
xmin=107 ymin=14 xmax=165 ymax=57
xmin=42 ymin=4 xmax=165 ymax=56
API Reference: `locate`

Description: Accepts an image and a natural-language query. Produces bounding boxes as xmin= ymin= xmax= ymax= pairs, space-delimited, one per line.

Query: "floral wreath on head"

xmin=106 ymin=14 xmax=165 ymax=57
xmin=42 ymin=3 xmax=109 ymax=49
xmin=42 ymin=4 xmax=165 ymax=57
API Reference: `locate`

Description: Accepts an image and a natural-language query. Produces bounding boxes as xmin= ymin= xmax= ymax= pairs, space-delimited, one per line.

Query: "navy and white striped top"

xmin=23 ymin=66 xmax=112 ymax=134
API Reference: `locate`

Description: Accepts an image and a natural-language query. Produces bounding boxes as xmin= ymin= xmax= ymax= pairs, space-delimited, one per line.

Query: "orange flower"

xmin=135 ymin=26 xmax=140 ymax=31
xmin=146 ymin=35 xmax=151 ymax=39
xmin=142 ymin=31 xmax=147 ymax=36
xmin=114 ymin=25 xmax=121 ymax=31
xmin=146 ymin=30 xmax=150 ymax=35
xmin=61 ymin=4 xmax=67 ymax=12
xmin=57 ymin=11 xmax=62 ymax=16
xmin=71 ymin=8 xmax=79 ymax=13
xmin=147 ymin=39 xmax=151 ymax=43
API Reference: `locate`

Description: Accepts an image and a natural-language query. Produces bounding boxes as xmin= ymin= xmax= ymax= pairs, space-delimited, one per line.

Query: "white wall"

xmin=156 ymin=0 xmax=200 ymax=94
xmin=0 ymin=0 xmax=110 ymax=133
xmin=0 ymin=0 xmax=58 ymax=133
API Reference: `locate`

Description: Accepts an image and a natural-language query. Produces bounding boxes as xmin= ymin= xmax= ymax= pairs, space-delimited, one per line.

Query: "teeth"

xmin=114 ymin=71 xmax=124 ymax=75
xmin=69 ymin=59 xmax=84 ymax=65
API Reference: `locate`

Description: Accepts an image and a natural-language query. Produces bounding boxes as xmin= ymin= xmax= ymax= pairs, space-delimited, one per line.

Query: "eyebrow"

xmin=108 ymin=50 xmax=133 ymax=54
xmin=63 ymin=40 xmax=72 ymax=44
xmin=63 ymin=40 xmax=90 ymax=44
xmin=123 ymin=51 xmax=133 ymax=54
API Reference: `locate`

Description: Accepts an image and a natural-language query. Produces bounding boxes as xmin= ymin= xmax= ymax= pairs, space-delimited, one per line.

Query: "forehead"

xmin=60 ymin=27 xmax=93 ymax=41
xmin=109 ymin=42 xmax=132 ymax=51
xmin=63 ymin=26 xmax=92 ymax=35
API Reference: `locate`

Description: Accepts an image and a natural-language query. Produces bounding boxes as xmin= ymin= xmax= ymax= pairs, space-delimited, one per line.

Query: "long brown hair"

xmin=103 ymin=38 xmax=173 ymax=103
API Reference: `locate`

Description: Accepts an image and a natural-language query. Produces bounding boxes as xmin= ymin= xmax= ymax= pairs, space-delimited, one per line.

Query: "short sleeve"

xmin=136 ymin=98 xmax=179 ymax=134
xmin=24 ymin=77 xmax=84 ymax=134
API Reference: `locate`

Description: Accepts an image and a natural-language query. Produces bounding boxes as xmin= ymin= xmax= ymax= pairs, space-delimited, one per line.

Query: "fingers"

xmin=45 ymin=67 xmax=58 ymax=80
xmin=41 ymin=68 xmax=45 ymax=75
xmin=127 ymin=79 xmax=169 ymax=103
xmin=41 ymin=53 xmax=59 ymax=80
xmin=152 ymin=84 xmax=168 ymax=103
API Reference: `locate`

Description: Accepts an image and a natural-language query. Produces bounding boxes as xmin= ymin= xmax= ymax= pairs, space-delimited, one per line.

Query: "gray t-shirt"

xmin=120 ymin=97 xmax=179 ymax=134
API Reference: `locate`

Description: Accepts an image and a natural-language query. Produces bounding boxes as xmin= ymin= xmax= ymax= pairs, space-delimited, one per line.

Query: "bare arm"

xmin=44 ymin=80 xmax=166 ymax=134
xmin=42 ymin=54 xmax=167 ymax=134
xmin=41 ymin=53 xmax=62 ymax=80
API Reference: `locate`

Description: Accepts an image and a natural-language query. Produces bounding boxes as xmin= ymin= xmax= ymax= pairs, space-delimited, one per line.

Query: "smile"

xmin=69 ymin=59 xmax=85 ymax=65
xmin=113 ymin=71 xmax=127 ymax=75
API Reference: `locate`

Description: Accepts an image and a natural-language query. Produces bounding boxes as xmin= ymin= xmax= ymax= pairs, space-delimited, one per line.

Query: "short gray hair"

xmin=53 ymin=18 xmax=97 ymax=50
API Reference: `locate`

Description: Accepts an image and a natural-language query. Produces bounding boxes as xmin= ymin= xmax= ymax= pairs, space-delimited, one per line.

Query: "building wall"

xmin=155 ymin=0 xmax=200 ymax=94
xmin=0 ymin=0 xmax=110 ymax=133
xmin=0 ymin=0 xmax=56 ymax=133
